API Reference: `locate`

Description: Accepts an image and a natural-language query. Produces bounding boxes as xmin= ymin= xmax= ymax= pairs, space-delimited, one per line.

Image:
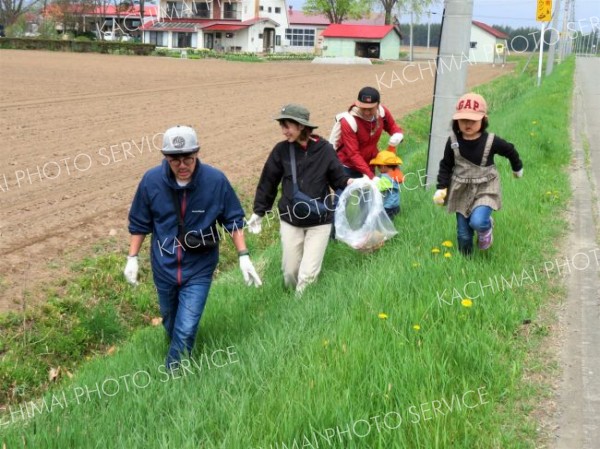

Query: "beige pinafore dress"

xmin=446 ymin=132 xmax=502 ymax=217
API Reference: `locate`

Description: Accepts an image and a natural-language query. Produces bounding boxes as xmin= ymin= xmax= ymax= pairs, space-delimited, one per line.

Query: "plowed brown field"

xmin=0 ymin=50 xmax=512 ymax=312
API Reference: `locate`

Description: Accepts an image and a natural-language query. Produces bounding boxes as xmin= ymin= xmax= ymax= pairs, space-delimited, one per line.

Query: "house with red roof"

xmin=283 ymin=6 xmax=328 ymax=53
xmin=138 ymin=1 xmax=396 ymax=53
xmin=284 ymin=6 xmax=390 ymax=54
xmin=469 ymin=20 xmax=509 ymax=63
xmin=140 ymin=0 xmax=288 ymax=51
xmin=42 ymin=3 xmax=157 ymax=38
xmin=320 ymin=24 xmax=401 ymax=60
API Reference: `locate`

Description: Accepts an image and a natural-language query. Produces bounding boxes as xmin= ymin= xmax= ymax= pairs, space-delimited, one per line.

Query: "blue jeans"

xmin=456 ymin=206 xmax=493 ymax=255
xmin=155 ymin=279 xmax=212 ymax=369
xmin=385 ymin=206 xmax=400 ymax=219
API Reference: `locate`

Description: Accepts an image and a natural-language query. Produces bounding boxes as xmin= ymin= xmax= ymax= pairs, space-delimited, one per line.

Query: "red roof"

xmin=202 ymin=24 xmax=247 ymax=31
xmin=321 ymin=24 xmax=396 ymax=39
xmin=87 ymin=5 xmax=157 ymax=16
xmin=472 ymin=20 xmax=508 ymax=39
xmin=286 ymin=9 xmax=386 ymax=27
xmin=44 ymin=4 xmax=157 ymax=18
xmin=140 ymin=18 xmax=268 ymax=32
xmin=345 ymin=13 xmax=386 ymax=26
xmin=287 ymin=10 xmax=329 ymax=26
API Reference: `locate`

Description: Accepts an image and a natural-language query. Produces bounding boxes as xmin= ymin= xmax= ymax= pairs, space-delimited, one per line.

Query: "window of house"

xmin=259 ymin=5 xmax=263 ymax=11
xmin=194 ymin=2 xmax=211 ymax=18
xmin=275 ymin=35 xmax=281 ymax=45
xmin=285 ymin=28 xmax=315 ymax=47
xmin=166 ymin=1 xmax=183 ymax=18
xmin=268 ymin=7 xmax=272 ymax=12
xmin=258 ymin=33 xmax=263 ymax=39
xmin=275 ymin=7 xmax=281 ymax=13
xmin=225 ymin=32 xmax=234 ymax=38
xmin=470 ymin=41 xmax=477 ymax=49
xmin=223 ymin=2 xmax=238 ymax=19
xmin=149 ymin=31 xmax=166 ymax=46
xmin=173 ymin=32 xmax=192 ymax=48
xmin=215 ymin=32 xmax=222 ymax=38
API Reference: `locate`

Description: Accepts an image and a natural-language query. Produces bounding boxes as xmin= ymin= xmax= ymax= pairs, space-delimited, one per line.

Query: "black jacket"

xmin=436 ymin=132 xmax=523 ymax=189
xmin=253 ymin=136 xmax=349 ymax=227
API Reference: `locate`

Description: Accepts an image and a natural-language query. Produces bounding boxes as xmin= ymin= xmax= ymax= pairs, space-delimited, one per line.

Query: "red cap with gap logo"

xmin=453 ymin=93 xmax=487 ymax=120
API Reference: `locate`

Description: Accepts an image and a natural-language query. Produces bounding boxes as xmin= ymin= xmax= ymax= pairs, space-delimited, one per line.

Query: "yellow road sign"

xmin=536 ymin=0 xmax=552 ymax=22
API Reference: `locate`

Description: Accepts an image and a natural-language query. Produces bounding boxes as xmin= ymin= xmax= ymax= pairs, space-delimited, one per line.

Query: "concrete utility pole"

xmin=558 ymin=0 xmax=571 ymax=62
xmin=409 ymin=10 xmax=414 ymax=62
xmin=546 ymin=0 xmax=562 ymax=75
xmin=427 ymin=11 xmax=439 ymax=50
xmin=425 ymin=0 xmax=474 ymax=187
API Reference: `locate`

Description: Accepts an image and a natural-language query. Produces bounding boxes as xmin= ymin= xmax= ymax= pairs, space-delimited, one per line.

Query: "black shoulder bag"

xmin=289 ymin=144 xmax=329 ymax=220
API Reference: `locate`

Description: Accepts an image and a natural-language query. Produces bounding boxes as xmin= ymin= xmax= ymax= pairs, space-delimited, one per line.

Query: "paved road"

xmin=554 ymin=57 xmax=600 ymax=449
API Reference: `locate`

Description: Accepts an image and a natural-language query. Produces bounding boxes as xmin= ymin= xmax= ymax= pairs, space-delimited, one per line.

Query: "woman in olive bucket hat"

xmin=246 ymin=104 xmax=352 ymax=295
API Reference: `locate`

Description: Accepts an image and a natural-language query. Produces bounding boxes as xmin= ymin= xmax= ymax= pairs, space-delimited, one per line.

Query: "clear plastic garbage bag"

xmin=334 ymin=178 xmax=398 ymax=251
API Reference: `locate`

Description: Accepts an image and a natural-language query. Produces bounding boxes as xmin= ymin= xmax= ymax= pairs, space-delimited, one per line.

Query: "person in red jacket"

xmin=336 ymin=86 xmax=405 ymax=181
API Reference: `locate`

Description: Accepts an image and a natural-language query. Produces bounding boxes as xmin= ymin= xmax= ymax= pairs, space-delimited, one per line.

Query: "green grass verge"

xmin=0 ymin=58 xmax=574 ymax=448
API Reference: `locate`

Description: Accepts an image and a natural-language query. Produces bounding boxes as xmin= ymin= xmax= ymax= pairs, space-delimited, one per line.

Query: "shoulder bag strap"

xmin=289 ymin=143 xmax=299 ymax=194
xmin=449 ymin=131 xmax=459 ymax=149
xmin=481 ymin=133 xmax=495 ymax=166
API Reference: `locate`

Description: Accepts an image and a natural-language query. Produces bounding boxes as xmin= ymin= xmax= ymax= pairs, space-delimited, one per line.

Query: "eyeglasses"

xmin=166 ymin=155 xmax=196 ymax=166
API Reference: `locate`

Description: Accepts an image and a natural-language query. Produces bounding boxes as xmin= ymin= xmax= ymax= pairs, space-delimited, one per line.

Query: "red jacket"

xmin=336 ymin=105 xmax=403 ymax=178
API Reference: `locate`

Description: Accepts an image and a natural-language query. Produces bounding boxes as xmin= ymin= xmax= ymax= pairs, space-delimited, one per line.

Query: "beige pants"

xmin=279 ymin=220 xmax=332 ymax=294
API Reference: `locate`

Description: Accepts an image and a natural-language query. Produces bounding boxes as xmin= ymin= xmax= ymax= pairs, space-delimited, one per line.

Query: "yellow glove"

xmin=433 ymin=188 xmax=447 ymax=206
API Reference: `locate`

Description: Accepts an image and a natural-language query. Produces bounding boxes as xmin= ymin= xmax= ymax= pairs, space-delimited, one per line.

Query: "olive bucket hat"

xmin=274 ymin=104 xmax=318 ymax=129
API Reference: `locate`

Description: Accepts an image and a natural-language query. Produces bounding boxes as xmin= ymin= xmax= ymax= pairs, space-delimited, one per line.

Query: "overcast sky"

xmin=289 ymin=1 xmax=600 ymax=31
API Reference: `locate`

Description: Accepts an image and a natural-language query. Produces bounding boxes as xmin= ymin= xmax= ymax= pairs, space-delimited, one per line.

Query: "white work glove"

xmin=389 ymin=132 xmax=404 ymax=147
xmin=124 ymin=256 xmax=139 ymax=286
xmin=372 ymin=176 xmax=381 ymax=184
xmin=246 ymin=213 xmax=263 ymax=234
xmin=513 ymin=168 xmax=523 ymax=178
xmin=239 ymin=255 xmax=262 ymax=287
xmin=433 ymin=188 xmax=447 ymax=206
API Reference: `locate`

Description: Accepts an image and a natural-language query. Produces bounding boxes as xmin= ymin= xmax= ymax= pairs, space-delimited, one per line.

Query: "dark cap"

xmin=274 ymin=103 xmax=318 ymax=128
xmin=355 ymin=86 xmax=380 ymax=108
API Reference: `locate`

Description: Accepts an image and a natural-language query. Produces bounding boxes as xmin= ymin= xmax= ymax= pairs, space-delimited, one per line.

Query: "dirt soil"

xmin=0 ymin=50 xmax=511 ymax=313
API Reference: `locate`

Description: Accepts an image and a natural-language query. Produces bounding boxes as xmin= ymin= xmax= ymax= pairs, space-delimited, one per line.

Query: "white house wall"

xmin=469 ymin=26 xmax=497 ymax=63
xmin=256 ymin=0 xmax=288 ymax=26
xmin=380 ymin=32 xmax=401 ymax=60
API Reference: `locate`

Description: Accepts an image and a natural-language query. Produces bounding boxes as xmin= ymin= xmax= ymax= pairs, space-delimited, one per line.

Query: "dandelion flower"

xmin=322 ymin=339 xmax=329 ymax=347
xmin=441 ymin=240 xmax=453 ymax=248
xmin=412 ymin=262 xmax=420 ymax=268
xmin=413 ymin=324 xmax=421 ymax=331
xmin=461 ymin=298 xmax=473 ymax=308
xmin=431 ymin=247 xmax=441 ymax=254
xmin=532 ymin=120 xmax=538 ymax=125
xmin=444 ymin=252 xmax=452 ymax=258
xmin=378 ymin=313 xmax=389 ymax=320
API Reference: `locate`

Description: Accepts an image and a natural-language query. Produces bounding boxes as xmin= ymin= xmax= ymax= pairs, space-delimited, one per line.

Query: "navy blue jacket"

xmin=128 ymin=159 xmax=245 ymax=286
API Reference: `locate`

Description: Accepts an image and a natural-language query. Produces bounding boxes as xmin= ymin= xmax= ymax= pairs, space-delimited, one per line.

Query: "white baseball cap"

xmin=162 ymin=125 xmax=200 ymax=155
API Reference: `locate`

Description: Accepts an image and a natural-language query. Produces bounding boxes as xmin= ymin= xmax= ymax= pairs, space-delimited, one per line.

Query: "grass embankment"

xmin=0 ymin=58 xmax=574 ymax=448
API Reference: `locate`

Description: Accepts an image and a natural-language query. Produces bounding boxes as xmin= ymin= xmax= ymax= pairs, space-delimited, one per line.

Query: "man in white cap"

xmin=124 ymin=125 xmax=261 ymax=369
